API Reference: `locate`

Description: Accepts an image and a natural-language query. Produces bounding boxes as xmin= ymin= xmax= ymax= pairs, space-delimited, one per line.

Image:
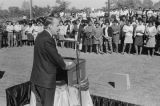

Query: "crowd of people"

xmin=1 ymin=7 xmax=160 ymax=56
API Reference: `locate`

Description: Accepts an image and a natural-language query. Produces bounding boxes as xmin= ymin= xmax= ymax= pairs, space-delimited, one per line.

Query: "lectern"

xmin=56 ymin=57 xmax=86 ymax=86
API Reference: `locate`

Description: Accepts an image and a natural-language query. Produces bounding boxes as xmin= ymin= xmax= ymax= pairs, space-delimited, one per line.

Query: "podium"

xmin=56 ymin=57 xmax=86 ymax=86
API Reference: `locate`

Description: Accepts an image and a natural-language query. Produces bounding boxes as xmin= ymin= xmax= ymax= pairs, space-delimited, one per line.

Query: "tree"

xmin=83 ymin=7 xmax=92 ymax=14
xmin=69 ymin=7 xmax=80 ymax=13
xmin=0 ymin=9 xmax=9 ymax=19
xmin=21 ymin=0 xmax=30 ymax=10
xmin=50 ymin=0 xmax=70 ymax=17
xmin=133 ymin=0 xmax=142 ymax=9
xmin=116 ymin=0 xmax=135 ymax=8
xmin=142 ymin=0 xmax=153 ymax=8
xmin=8 ymin=7 xmax=22 ymax=17
xmin=154 ymin=1 xmax=160 ymax=9
xmin=32 ymin=5 xmax=51 ymax=18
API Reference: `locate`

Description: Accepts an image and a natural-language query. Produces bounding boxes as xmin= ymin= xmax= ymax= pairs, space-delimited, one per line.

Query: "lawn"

xmin=0 ymin=46 xmax=160 ymax=106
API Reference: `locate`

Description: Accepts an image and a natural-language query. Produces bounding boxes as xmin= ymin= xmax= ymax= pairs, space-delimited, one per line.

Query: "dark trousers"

xmin=0 ymin=34 xmax=2 ymax=49
xmin=31 ymin=83 xmax=56 ymax=106
xmin=15 ymin=32 xmax=22 ymax=47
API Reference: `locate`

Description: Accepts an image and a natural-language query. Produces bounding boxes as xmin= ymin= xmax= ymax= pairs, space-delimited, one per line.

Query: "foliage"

xmin=116 ymin=0 xmax=136 ymax=8
xmin=50 ymin=0 xmax=70 ymax=17
xmin=0 ymin=5 xmax=51 ymax=20
xmin=1 ymin=0 xmax=160 ymax=21
xmin=154 ymin=1 xmax=160 ymax=10
xmin=142 ymin=0 xmax=153 ymax=8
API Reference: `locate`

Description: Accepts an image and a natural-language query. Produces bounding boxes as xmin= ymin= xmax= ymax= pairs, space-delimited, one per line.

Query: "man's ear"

xmin=48 ymin=24 xmax=51 ymax=30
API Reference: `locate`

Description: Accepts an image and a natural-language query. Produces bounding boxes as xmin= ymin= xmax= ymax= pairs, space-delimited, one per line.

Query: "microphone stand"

xmin=76 ymin=41 xmax=82 ymax=106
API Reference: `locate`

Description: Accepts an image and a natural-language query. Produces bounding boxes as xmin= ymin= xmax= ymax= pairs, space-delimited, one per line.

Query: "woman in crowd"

xmin=122 ymin=20 xmax=134 ymax=54
xmin=21 ymin=23 xmax=28 ymax=46
xmin=84 ymin=20 xmax=95 ymax=53
xmin=132 ymin=16 xmax=137 ymax=27
xmin=25 ymin=22 xmax=34 ymax=46
xmin=145 ymin=20 xmax=157 ymax=56
xmin=111 ymin=20 xmax=120 ymax=53
xmin=119 ymin=16 xmax=126 ymax=51
xmin=93 ymin=22 xmax=103 ymax=54
xmin=32 ymin=22 xmax=43 ymax=41
xmin=57 ymin=21 xmax=67 ymax=48
xmin=134 ymin=18 xmax=145 ymax=55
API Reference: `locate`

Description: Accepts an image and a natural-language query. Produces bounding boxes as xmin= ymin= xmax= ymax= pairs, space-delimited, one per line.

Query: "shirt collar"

xmin=45 ymin=29 xmax=53 ymax=38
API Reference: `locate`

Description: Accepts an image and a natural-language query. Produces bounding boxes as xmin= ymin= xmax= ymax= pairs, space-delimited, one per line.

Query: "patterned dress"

xmin=93 ymin=27 xmax=103 ymax=45
xmin=145 ymin=26 xmax=157 ymax=48
xmin=84 ymin=25 xmax=96 ymax=46
xmin=111 ymin=24 xmax=120 ymax=45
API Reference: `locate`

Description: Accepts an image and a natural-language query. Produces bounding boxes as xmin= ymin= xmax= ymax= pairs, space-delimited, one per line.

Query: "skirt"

xmin=93 ymin=37 xmax=103 ymax=45
xmin=146 ymin=37 xmax=156 ymax=48
xmin=83 ymin=38 xmax=93 ymax=46
xmin=27 ymin=33 xmax=34 ymax=41
xmin=124 ymin=35 xmax=133 ymax=44
xmin=134 ymin=36 xmax=143 ymax=46
xmin=112 ymin=34 xmax=120 ymax=45
xmin=156 ymin=34 xmax=160 ymax=47
xmin=58 ymin=34 xmax=65 ymax=41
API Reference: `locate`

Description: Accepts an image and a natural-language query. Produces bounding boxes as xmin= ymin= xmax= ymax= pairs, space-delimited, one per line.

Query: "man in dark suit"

xmin=30 ymin=17 xmax=66 ymax=106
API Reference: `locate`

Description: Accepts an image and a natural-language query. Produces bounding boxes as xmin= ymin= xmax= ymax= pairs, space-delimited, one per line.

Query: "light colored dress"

xmin=93 ymin=27 xmax=103 ymax=45
xmin=58 ymin=25 xmax=67 ymax=40
xmin=123 ymin=25 xmax=133 ymax=44
xmin=145 ymin=26 xmax=157 ymax=48
xmin=21 ymin=25 xmax=28 ymax=40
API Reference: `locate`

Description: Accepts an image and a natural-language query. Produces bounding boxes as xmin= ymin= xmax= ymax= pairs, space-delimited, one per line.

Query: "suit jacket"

xmin=30 ymin=30 xmax=66 ymax=88
xmin=77 ymin=24 xmax=85 ymax=42
xmin=103 ymin=27 xmax=113 ymax=37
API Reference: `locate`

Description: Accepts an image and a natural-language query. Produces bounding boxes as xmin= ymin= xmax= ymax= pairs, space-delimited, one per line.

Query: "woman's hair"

xmin=112 ymin=20 xmax=118 ymax=23
xmin=105 ymin=19 xmax=110 ymax=24
xmin=138 ymin=18 xmax=143 ymax=22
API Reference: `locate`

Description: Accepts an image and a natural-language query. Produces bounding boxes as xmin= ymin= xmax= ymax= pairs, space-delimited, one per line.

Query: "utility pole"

xmin=108 ymin=0 xmax=110 ymax=17
xmin=30 ymin=0 xmax=33 ymax=19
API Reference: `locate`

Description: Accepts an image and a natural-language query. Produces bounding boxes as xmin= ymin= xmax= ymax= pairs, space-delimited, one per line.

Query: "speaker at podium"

xmin=56 ymin=57 xmax=86 ymax=86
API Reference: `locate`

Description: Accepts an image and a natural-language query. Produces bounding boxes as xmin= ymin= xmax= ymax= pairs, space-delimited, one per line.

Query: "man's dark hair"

xmin=43 ymin=17 xmax=54 ymax=27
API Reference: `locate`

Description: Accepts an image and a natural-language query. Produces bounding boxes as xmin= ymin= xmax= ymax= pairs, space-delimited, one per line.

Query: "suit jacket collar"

xmin=44 ymin=29 xmax=52 ymax=37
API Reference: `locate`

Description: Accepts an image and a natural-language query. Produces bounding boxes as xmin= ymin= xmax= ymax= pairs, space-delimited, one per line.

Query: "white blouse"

xmin=123 ymin=25 xmax=133 ymax=37
xmin=135 ymin=24 xmax=145 ymax=36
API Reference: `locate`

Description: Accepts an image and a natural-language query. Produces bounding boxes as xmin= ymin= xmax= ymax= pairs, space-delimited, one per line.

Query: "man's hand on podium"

xmin=65 ymin=61 xmax=73 ymax=68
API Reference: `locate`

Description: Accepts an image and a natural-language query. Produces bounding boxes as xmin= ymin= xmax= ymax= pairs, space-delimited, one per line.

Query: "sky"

xmin=0 ymin=0 xmax=160 ymax=10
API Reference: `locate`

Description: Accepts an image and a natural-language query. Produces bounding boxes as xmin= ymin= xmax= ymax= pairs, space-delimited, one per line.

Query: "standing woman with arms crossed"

xmin=122 ymin=20 xmax=134 ymax=54
xmin=145 ymin=20 xmax=157 ymax=56
xmin=134 ymin=18 xmax=145 ymax=55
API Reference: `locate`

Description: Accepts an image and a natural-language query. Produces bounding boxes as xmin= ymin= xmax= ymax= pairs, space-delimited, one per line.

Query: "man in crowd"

xmin=30 ymin=17 xmax=67 ymax=106
xmin=6 ymin=21 xmax=14 ymax=47
xmin=14 ymin=22 xmax=22 ymax=47
xmin=103 ymin=20 xmax=113 ymax=54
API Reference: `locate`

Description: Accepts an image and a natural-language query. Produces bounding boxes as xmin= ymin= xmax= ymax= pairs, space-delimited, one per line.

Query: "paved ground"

xmin=0 ymin=46 xmax=160 ymax=106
